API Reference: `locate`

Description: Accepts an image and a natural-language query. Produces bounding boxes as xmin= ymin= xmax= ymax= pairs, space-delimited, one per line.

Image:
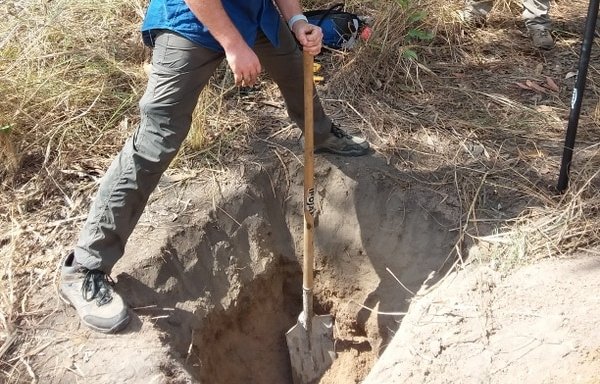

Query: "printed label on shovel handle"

xmin=305 ymin=187 xmax=315 ymax=216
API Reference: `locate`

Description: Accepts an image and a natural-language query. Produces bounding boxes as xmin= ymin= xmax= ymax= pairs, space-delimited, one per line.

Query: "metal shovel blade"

xmin=286 ymin=314 xmax=335 ymax=384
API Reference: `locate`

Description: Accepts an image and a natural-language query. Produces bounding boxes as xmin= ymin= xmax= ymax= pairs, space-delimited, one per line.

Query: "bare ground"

xmin=23 ymin=148 xmax=459 ymax=383
xmin=363 ymin=253 xmax=600 ymax=384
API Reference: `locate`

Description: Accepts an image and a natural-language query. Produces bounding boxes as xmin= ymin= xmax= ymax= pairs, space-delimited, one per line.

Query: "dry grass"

xmin=0 ymin=0 xmax=148 ymax=379
xmin=2 ymin=0 xmax=600 ymax=381
xmin=326 ymin=0 xmax=600 ymax=256
xmin=475 ymin=146 xmax=600 ymax=270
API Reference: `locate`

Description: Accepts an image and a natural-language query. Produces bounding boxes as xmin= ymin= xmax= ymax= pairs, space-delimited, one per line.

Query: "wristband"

xmin=287 ymin=14 xmax=308 ymax=30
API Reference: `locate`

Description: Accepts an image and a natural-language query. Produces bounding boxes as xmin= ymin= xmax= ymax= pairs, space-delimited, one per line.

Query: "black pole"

xmin=557 ymin=0 xmax=600 ymax=192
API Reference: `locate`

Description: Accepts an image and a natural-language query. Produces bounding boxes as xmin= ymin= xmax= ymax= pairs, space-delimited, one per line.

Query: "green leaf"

xmin=0 ymin=124 xmax=13 ymax=134
xmin=402 ymin=49 xmax=418 ymax=60
xmin=408 ymin=11 xmax=427 ymax=23
xmin=407 ymin=29 xmax=434 ymax=41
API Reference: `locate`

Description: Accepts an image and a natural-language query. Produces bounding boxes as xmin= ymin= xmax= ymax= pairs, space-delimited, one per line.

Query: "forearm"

xmin=184 ymin=0 xmax=246 ymax=51
xmin=275 ymin=0 xmax=322 ymax=55
xmin=273 ymin=0 xmax=304 ymax=23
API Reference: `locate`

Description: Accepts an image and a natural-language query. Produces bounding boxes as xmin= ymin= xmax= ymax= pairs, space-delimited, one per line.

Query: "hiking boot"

xmin=529 ymin=28 xmax=554 ymax=50
xmin=59 ymin=252 xmax=130 ymax=333
xmin=315 ymin=124 xmax=370 ymax=156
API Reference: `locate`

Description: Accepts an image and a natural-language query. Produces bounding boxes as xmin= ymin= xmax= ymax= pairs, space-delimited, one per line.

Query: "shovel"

xmin=285 ymin=51 xmax=335 ymax=384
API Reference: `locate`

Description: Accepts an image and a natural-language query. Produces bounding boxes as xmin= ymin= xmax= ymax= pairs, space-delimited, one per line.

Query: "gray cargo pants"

xmin=466 ymin=0 xmax=551 ymax=29
xmin=74 ymin=21 xmax=332 ymax=272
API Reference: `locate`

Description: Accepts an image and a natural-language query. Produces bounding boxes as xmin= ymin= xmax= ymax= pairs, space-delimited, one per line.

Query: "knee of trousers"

xmin=130 ymin=134 xmax=183 ymax=175
xmin=135 ymin=99 xmax=192 ymax=170
xmin=131 ymin=124 xmax=189 ymax=175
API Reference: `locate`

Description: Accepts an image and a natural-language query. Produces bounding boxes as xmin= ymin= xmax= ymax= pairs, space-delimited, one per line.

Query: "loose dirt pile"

xmin=27 ymin=149 xmax=459 ymax=383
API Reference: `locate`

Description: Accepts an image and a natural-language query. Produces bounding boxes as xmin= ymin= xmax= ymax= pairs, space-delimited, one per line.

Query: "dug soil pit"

xmin=37 ymin=152 xmax=460 ymax=383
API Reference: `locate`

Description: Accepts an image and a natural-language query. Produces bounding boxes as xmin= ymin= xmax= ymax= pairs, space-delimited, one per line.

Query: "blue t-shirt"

xmin=141 ymin=0 xmax=281 ymax=51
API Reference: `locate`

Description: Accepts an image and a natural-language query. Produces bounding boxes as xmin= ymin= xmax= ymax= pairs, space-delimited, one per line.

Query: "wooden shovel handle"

xmin=303 ymin=51 xmax=315 ymax=291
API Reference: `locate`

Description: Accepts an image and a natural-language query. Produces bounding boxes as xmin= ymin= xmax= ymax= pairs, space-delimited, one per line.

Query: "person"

xmin=58 ymin=0 xmax=371 ymax=333
xmin=461 ymin=0 xmax=554 ymax=49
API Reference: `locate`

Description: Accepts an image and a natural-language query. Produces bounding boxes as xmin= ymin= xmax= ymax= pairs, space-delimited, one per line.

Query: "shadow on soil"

xmin=112 ymin=146 xmax=473 ymax=383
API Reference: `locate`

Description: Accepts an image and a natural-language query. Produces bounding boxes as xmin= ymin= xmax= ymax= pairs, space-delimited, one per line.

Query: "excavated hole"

xmin=193 ymin=262 xmax=306 ymax=383
xmin=139 ymin=165 xmax=458 ymax=384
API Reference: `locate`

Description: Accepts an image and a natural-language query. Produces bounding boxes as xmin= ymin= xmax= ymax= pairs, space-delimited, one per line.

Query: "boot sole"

xmin=59 ymin=291 xmax=131 ymax=334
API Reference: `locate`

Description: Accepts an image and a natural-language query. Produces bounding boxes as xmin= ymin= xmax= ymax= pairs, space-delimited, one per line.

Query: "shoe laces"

xmin=331 ymin=124 xmax=352 ymax=139
xmin=82 ymin=270 xmax=114 ymax=306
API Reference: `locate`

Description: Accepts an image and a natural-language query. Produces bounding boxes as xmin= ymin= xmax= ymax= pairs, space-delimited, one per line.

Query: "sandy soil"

xmin=29 ymin=144 xmax=460 ymax=383
xmin=30 ymin=151 xmax=600 ymax=384
xmin=363 ymin=253 xmax=600 ymax=384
